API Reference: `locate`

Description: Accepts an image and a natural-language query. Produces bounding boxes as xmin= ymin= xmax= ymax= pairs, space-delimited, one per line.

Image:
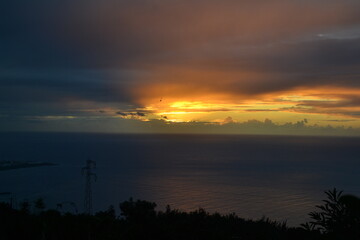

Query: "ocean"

xmin=1 ymin=132 xmax=360 ymax=226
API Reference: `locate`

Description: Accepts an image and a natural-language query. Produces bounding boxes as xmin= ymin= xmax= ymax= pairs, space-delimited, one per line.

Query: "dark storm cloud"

xmin=287 ymin=94 xmax=360 ymax=119
xmin=298 ymin=95 xmax=360 ymax=108
xmin=160 ymin=37 xmax=360 ymax=96
xmin=1 ymin=0 xmax=192 ymax=68
xmin=0 ymin=69 xmax=136 ymax=103
xmin=222 ymin=38 xmax=360 ymax=74
xmin=2 ymin=0 xmax=360 ymax=70
xmin=2 ymin=0 xmax=360 ymax=132
xmin=0 ymin=1 xmax=77 ymax=68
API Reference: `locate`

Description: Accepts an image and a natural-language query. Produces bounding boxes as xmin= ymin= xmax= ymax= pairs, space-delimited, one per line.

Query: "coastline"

xmin=0 ymin=161 xmax=57 ymax=171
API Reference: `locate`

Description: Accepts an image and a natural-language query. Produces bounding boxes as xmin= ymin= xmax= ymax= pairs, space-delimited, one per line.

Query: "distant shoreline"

xmin=0 ymin=161 xmax=57 ymax=171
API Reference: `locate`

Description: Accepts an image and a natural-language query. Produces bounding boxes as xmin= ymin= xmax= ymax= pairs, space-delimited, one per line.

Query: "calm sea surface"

xmin=1 ymin=132 xmax=360 ymax=226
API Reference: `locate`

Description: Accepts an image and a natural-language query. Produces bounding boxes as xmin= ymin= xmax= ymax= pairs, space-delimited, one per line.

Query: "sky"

xmin=1 ymin=0 xmax=360 ymax=135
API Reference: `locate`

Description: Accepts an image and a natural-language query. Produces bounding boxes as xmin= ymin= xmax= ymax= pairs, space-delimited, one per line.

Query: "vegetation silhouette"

xmin=302 ymin=188 xmax=360 ymax=239
xmin=1 ymin=189 xmax=360 ymax=240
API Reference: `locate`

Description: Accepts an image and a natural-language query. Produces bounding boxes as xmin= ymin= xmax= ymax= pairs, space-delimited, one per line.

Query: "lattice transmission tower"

xmin=82 ymin=159 xmax=97 ymax=215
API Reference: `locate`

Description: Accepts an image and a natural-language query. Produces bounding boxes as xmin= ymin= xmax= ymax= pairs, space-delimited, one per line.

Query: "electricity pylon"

xmin=82 ymin=159 xmax=97 ymax=215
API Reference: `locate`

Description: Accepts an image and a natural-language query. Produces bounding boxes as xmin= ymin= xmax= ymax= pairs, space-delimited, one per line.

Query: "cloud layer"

xmin=1 ymin=0 xmax=360 ymax=133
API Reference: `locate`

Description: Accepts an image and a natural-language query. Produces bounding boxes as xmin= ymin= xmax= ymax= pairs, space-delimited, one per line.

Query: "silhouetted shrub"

xmin=34 ymin=198 xmax=45 ymax=214
xmin=0 ymin=196 xmax=328 ymax=240
xmin=302 ymin=188 xmax=360 ymax=239
xmin=120 ymin=198 xmax=156 ymax=222
xmin=95 ymin=205 xmax=116 ymax=220
xmin=19 ymin=200 xmax=31 ymax=214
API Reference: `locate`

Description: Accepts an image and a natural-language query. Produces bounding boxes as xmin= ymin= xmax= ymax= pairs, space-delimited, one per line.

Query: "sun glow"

xmin=132 ymin=86 xmax=360 ymax=127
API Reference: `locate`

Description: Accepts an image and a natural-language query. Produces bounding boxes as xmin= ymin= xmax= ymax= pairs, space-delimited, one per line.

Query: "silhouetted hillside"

xmin=0 ymin=199 xmax=316 ymax=240
xmin=1 ymin=189 xmax=360 ymax=240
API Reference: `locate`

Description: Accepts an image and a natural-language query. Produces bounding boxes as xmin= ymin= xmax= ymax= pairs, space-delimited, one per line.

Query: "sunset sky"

xmin=1 ymin=0 xmax=360 ymax=135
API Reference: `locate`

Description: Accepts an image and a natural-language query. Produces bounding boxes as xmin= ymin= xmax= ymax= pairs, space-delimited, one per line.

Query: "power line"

xmin=82 ymin=159 xmax=97 ymax=215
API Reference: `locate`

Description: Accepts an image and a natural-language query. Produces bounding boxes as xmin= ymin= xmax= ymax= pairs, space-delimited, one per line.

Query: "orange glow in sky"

xmin=132 ymin=86 xmax=360 ymax=127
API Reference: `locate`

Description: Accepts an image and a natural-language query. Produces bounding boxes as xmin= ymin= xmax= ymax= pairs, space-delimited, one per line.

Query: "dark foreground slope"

xmin=0 ymin=199 xmax=317 ymax=240
xmin=1 ymin=189 xmax=360 ymax=240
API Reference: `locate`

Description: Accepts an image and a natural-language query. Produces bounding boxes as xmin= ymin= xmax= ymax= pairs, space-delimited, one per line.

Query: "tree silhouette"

xmin=302 ymin=188 xmax=360 ymax=239
xmin=34 ymin=198 xmax=45 ymax=213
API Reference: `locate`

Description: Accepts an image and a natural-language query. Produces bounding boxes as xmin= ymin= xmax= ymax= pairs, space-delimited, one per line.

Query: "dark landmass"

xmin=0 ymin=161 xmax=56 ymax=171
xmin=0 ymin=200 xmax=317 ymax=240
xmin=1 ymin=189 xmax=360 ymax=240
